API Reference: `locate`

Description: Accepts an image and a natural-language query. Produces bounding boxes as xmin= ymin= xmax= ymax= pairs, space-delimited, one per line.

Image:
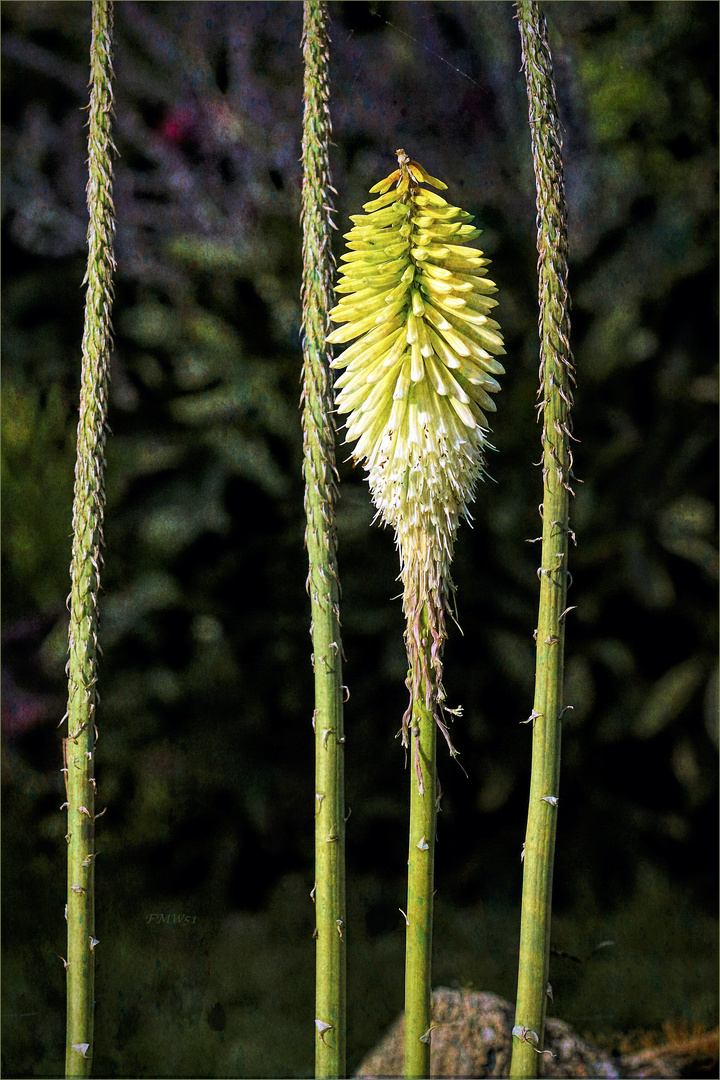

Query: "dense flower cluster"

xmin=328 ymin=151 xmax=505 ymax=629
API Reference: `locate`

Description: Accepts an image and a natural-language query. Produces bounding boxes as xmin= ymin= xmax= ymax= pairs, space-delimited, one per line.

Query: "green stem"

xmin=511 ymin=3 xmax=574 ymax=1077
xmin=403 ymin=602 xmax=438 ymax=1080
xmin=300 ymin=4 xmax=346 ymax=1077
xmin=65 ymin=2 xmax=115 ymax=1077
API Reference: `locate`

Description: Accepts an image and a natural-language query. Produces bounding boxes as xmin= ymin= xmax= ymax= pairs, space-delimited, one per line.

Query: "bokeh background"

xmin=2 ymin=2 xmax=717 ymax=1077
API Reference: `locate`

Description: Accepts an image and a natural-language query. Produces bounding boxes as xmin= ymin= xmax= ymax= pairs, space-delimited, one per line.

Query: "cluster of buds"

xmin=327 ymin=150 xmax=505 ymax=737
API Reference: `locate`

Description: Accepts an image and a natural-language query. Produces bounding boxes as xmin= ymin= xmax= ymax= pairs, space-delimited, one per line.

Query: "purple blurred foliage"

xmin=1 ymin=666 xmax=52 ymax=739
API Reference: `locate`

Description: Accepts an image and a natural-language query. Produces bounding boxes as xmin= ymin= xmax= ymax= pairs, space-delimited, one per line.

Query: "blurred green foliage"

xmin=2 ymin=381 xmax=76 ymax=611
xmin=2 ymin=2 xmax=717 ymax=1076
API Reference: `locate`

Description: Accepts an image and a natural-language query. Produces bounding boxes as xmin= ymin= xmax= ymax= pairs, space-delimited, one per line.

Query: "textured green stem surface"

xmin=511 ymin=3 xmax=575 ymax=1077
xmin=300 ymin=4 xmax=346 ymax=1076
xmin=403 ymin=603 xmax=438 ymax=1080
xmin=64 ymin=2 xmax=115 ymax=1076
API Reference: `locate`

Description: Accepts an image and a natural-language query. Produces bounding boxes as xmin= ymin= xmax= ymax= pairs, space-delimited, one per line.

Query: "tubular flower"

xmin=328 ymin=150 xmax=505 ymax=750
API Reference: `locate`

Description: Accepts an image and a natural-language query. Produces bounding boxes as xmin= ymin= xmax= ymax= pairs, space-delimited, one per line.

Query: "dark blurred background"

xmin=2 ymin=2 xmax=717 ymax=1077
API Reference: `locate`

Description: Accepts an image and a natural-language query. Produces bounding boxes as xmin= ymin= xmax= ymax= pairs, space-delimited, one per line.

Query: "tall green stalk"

xmin=327 ymin=151 xmax=506 ymax=1080
xmin=300 ymin=4 xmax=346 ymax=1077
xmin=511 ymin=3 xmax=575 ymax=1077
xmin=64 ymin=2 xmax=115 ymax=1076
xmin=403 ymin=604 xmax=437 ymax=1079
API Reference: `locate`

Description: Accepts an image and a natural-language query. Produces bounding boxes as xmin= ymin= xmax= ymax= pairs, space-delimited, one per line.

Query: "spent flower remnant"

xmin=328 ymin=149 xmax=505 ymax=752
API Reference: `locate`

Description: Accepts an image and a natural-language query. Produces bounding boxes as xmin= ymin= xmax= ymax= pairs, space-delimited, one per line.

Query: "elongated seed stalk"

xmin=328 ymin=151 xmax=505 ymax=1078
xmin=64 ymin=2 xmax=115 ymax=1076
xmin=300 ymin=4 xmax=346 ymax=1077
xmin=510 ymin=4 xmax=575 ymax=1077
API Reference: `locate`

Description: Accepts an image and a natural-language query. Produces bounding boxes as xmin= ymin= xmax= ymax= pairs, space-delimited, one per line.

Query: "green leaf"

xmin=633 ymin=658 xmax=707 ymax=739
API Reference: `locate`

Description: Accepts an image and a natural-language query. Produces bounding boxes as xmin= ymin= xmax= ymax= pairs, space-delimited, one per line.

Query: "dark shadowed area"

xmin=2 ymin=2 xmax=717 ymax=1077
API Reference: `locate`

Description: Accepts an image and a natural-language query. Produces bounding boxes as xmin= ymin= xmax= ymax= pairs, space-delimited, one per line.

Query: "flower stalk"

xmin=510 ymin=3 xmax=575 ymax=1077
xmin=300 ymin=4 xmax=346 ymax=1077
xmin=328 ymin=150 xmax=505 ymax=1078
xmin=403 ymin=601 xmax=437 ymax=1079
xmin=64 ymin=1 xmax=115 ymax=1076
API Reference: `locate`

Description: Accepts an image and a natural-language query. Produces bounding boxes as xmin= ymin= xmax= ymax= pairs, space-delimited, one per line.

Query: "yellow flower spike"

xmin=327 ymin=149 xmax=505 ymax=762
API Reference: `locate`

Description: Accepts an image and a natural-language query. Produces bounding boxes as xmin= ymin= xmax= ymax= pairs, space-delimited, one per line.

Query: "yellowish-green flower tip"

xmin=328 ymin=149 xmax=505 ymax=631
